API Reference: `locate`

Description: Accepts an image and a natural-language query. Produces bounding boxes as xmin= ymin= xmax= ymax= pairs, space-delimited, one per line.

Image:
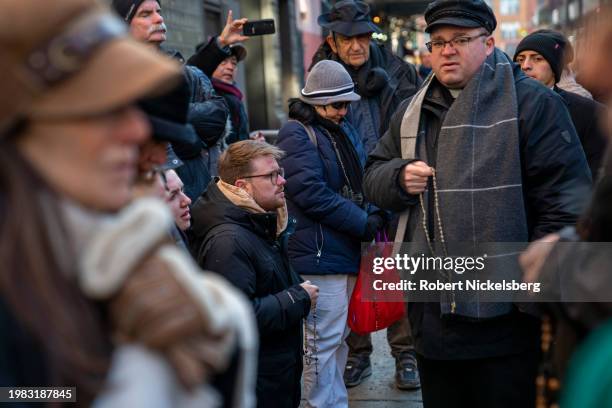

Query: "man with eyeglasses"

xmin=312 ymin=0 xmax=420 ymax=154
xmin=312 ymin=0 xmax=422 ymax=391
xmin=364 ymin=0 xmax=591 ymax=406
xmin=189 ymin=140 xmax=319 ymax=408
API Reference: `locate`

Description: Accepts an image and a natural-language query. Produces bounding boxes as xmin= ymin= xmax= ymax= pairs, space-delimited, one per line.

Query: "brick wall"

xmin=161 ymin=0 xmax=205 ymax=58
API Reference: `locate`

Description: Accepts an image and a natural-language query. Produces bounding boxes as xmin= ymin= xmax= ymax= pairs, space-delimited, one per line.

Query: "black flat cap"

xmin=425 ymin=0 xmax=497 ymax=34
xmin=318 ymin=0 xmax=381 ymax=37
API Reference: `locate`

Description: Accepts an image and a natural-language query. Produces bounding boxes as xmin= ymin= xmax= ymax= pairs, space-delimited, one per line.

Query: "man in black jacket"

xmin=190 ymin=141 xmax=319 ymax=408
xmin=514 ymin=30 xmax=608 ymax=180
xmin=363 ymin=1 xmax=592 ymax=407
xmin=312 ymin=0 xmax=422 ymax=390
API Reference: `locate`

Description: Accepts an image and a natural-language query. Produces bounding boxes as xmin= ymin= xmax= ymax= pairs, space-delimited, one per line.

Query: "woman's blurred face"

xmin=314 ymin=101 xmax=350 ymax=124
xmin=18 ymin=106 xmax=150 ymax=211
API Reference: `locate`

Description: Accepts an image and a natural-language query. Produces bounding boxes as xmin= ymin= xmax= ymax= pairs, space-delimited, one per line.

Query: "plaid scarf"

xmin=396 ymin=48 xmax=527 ymax=318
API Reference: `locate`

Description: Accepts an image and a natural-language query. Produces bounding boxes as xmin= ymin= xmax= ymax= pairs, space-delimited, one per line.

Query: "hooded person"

xmin=514 ymin=30 xmax=608 ymax=180
xmin=0 ymin=1 xmax=256 ymax=406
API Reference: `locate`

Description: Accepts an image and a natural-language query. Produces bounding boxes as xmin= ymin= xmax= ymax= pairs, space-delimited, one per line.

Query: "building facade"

xmin=485 ymin=0 xmax=537 ymax=54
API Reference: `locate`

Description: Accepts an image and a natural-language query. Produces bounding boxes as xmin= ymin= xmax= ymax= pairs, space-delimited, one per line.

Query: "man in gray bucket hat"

xmin=314 ymin=0 xmax=422 ymax=391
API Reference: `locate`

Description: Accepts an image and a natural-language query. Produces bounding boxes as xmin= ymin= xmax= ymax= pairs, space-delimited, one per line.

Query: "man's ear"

xmin=236 ymin=179 xmax=254 ymax=196
xmin=235 ymin=179 xmax=247 ymax=190
xmin=485 ymin=35 xmax=496 ymax=56
xmin=326 ymin=34 xmax=338 ymax=54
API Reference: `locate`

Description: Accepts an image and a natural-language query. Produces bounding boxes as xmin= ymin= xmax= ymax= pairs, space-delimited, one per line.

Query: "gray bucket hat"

xmin=299 ymin=60 xmax=360 ymax=106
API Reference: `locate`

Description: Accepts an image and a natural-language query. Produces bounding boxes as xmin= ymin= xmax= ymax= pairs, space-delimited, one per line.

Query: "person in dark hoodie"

xmin=311 ymin=0 xmax=421 ymax=390
xmin=190 ymin=141 xmax=319 ymax=408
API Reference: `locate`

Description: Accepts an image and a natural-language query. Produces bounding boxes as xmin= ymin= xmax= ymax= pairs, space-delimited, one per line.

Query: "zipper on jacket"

xmin=314 ymin=223 xmax=324 ymax=265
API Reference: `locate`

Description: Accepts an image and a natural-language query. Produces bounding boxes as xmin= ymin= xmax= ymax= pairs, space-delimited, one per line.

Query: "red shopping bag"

xmin=347 ymin=232 xmax=406 ymax=335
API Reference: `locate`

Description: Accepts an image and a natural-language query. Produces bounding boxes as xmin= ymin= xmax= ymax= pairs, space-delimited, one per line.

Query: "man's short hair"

xmin=218 ymin=140 xmax=284 ymax=185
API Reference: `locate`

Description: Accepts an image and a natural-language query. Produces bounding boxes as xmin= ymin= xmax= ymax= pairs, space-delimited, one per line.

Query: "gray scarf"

xmin=396 ymin=48 xmax=527 ymax=318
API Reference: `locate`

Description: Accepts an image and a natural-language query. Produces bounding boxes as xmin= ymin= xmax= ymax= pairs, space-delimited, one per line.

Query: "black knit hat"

xmin=424 ymin=0 xmax=497 ymax=34
xmin=514 ymin=31 xmax=566 ymax=83
xmin=111 ymin=0 xmax=160 ymax=23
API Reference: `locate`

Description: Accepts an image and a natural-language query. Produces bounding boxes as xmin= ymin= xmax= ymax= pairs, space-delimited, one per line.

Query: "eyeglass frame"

xmin=425 ymin=32 xmax=489 ymax=53
xmin=241 ymin=167 xmax=285 ymax=184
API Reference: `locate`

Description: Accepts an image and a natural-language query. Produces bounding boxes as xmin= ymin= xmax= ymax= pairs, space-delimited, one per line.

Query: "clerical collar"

xmin=448 ymin=88 xmax=462 ymax=99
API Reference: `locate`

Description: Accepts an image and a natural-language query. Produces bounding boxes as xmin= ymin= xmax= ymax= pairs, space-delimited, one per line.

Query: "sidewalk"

xmin=301 ymin=329 xmax=423 ymax=408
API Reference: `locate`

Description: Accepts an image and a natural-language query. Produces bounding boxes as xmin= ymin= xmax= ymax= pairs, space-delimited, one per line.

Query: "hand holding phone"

xmin=218 ymin=10 xmax=249 ymax=47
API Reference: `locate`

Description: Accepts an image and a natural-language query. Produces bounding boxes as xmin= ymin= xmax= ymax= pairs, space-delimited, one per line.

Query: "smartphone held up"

xmin=242 ymin=19 xmax=275 ymax=36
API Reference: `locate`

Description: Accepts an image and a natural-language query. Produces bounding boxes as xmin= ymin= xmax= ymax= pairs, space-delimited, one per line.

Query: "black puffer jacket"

xmin=190 ymin=180 xmax=310 ymax=408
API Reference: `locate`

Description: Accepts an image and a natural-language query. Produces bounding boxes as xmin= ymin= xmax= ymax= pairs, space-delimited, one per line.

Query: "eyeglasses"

xmin=334 ymin=32 xmax=372 ymax=46
xmin=241 ymin=167 xmax=285 ymax=184
xmin=327 ymin=101 xmax=350 ymax=110
xmin=426 ymin=32 xmax=488 ymax=53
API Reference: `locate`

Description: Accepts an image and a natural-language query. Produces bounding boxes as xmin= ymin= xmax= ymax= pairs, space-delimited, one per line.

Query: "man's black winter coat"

xmin=555 ymin=86 xmax=608 ymax=180
xmin=190 ymin=180 xmax=310 ymax=408
xmin=363 ymin=66 xmax=592 ymax=360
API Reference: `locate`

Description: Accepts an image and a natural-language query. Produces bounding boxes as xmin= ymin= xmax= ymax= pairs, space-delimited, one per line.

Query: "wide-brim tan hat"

xmin=30 ymin=37 xmax=180 ymax=119
xmin=0 ymin=0 xmax=181 ymax=131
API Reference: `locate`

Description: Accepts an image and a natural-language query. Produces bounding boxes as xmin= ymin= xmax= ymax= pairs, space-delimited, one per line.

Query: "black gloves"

xmin=362 ymin=213 xmax=385 ymax=242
